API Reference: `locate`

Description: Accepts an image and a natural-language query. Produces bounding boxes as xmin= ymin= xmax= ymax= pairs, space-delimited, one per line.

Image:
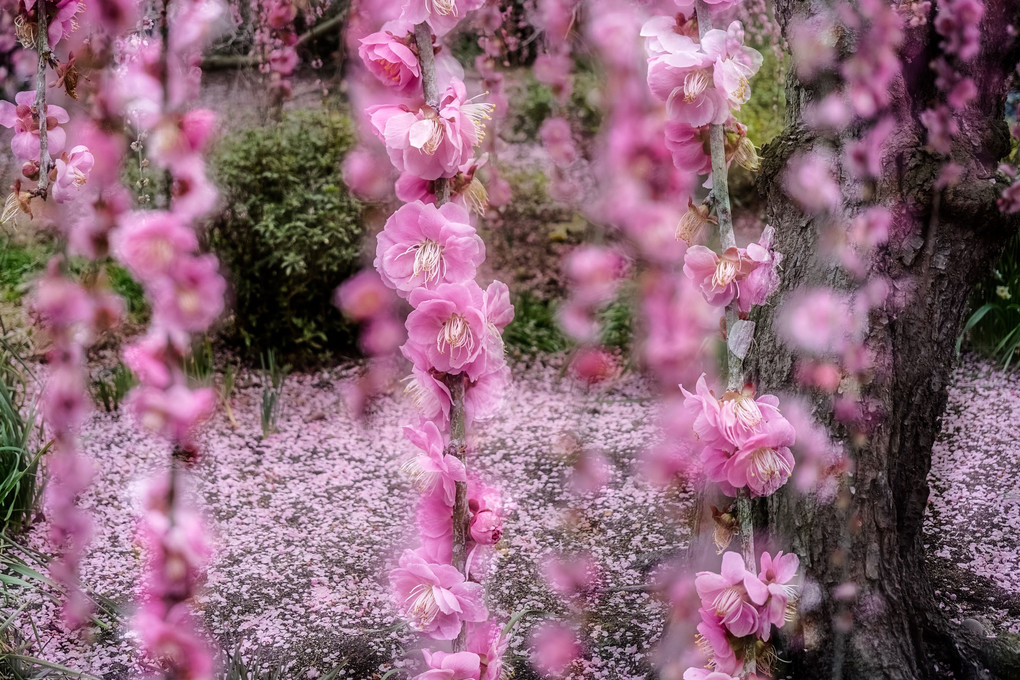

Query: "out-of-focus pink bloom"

xmin=343 ymin=147 xmax=397 ymax=200
xmin=128 ymin=384 xmax=216 ymax=446
xmin=846 ymin=117 xmax=894 ymax=179
xmin=151 ymin=254 xmax=226 ymax=335
xmin=934 ymin=0 xmax=984 ymax=61
xmin=920 ymin=105 xmax=958 ymax=154
xmin=29 ymin=260 xmax=94 ymax=332
xmin=375 ymin=201 xmax=485 ymax=295
xmin=841 ymin=0 xmax=903 ymax=117
xmin=402 ymin=420 xmax=466 ymax=505
xmin=123 ymin=333 xmax=175 ymax=390
xmin=42 ymin=364 xmax=89 ymax=437
xmin=569 ymin=347 xmax=621 ymax=385
xmin=404 ymin=365 xmax=453 ymax=427
xmin=1000 ymin=178 xmax=1020 ymax=214
xmin=695 ymin=551 xmax=768 ymax=637
xmin=683 ymin=669 xmax=740 ymax=680
xmin=683 ymin=245 xmax=756 ymax=307
xmin=0 ymin=90 xmax=70 ymax=161
xmin=787 ymin=15 xmax=837 ymax=80
xmin=784 ymin=150 xmax=841 ymax=214
xmin=51 ymin=146 xmax=95 ymax=204
xmin=268 ymin=46 xmax=299 ymax=76
xmin=570 ymin=445 xmax=611 ymax=495
xmin=803 ymin=93 xmax=852 ymax=131
xmin=564 ymin=246 xmax=626 ymax=306
xmin=170 ymin=155 xmax=219 ymax=220
xmin=150 ymin=109 xmax=218 ymax=166
xmin=537 ymin=0 xmax=578 ymax=38
xmin=335 ymin=270 xmax=395 ymax=322
xmin=757 ymin=550 xmax=799 ymax=640
xmin=266 ymin=0 xmax=298 ymax=29
xmin=544 ymin=553 xmax=601 ymax=602
xmin=389 ymin=549 xmax=488 ymax=639
xmin=134 ymin=602 xmax=215 ymax=680
xmin=113 ymin=211 xmax=198 ymax=284
xmin=529 ymin=621 xmax=583 ymax=676
xmin=360 ymin=24 xmax=422 ymax=96
xmin=778 ymin=288 xmax=868 ymax=356
xmin=534 ymin=52 xmax=574 ymax=102
xmin=681 ymin=375 xmax=791 ymax=451
xmin=362 ymin=315 xmax=406 ymax=355
xmin=848 ymin=206 xmax=892 ymax=251
xmin=405 ymin=281 xmax=492 ymax=378
xmin=368 ymin=79 xmax=491 ymax=180
xmin=557 ymin=299 xmax=599 ymax=343
xmin=540 ymin=117 xmax=577 ymax=167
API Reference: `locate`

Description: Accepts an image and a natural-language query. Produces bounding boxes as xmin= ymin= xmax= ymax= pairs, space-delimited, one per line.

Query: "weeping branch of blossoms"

xmin=641 ymin=0 xmax=801 ymax=676
xmin=343 ymin=1 xmax=514 ymax=677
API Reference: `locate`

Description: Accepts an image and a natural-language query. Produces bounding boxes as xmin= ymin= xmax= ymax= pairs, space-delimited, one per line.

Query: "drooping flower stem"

xmin=696 ymin=1 xmax=756 ymax=675
xmin=413 ymin=21 xmax=451 ymax=205
xmin=34 ymin=0 xmax=51 ymax=196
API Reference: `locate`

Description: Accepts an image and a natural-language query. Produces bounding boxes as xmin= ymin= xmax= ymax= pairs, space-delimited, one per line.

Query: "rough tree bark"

xmin=746 ymin=0 xmax=1020 ymax=678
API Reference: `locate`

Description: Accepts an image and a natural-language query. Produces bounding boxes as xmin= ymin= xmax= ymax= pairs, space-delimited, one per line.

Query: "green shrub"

xmin=208 ymin=108 xmax=364 ymax=365
xmin=959 ymin=230 xmax=1020 ymax=368
xmin=503 ymin=293 xmax=570 ymax=356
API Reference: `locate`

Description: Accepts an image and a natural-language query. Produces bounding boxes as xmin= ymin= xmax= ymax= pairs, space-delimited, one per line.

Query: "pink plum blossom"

xmin=375 ymin=201 xmax=485 ymax=295
xmin=529 ymin=621 xmax=583 ymax=676
xmin=113 ymin=211 xmax=199 ymax=284
xmin=405 ymin=281 xmax=493 ymax=378
xmin=783 ymin=150 xmax=841 ymax=214
xmin=757 ymin=550 xmax=800 ymax=640
xmin=334 ymin=270 xmax=395 ymax=322
xmin=682 ymin=245 xmax=756 ymax=307
xmin=724 ymin=420 xmax=797 ymax=497
xmin=51 ymin=146 xmax=95 ymax=204
xmin=400 ymin=0 xmax=488 ymax=36
xmin=415 ymin=650 xmax=481 ymax=680
xmin=128 ymin=384 xmax=216 ymax=447
xmin=700 ymin=22 xmax=763 ymax=110
xmin=736 ymin=226 xmax=782 ymax=314
xmin=389 ymin=549 xmax=488 ymax=639
xmin=402 ymin=420 xmax=466 ymax=504
xmin=367 ymin=78 xmax=491 ymax=180
xmin=150 ymin=254 xmax=226 ymax=336
xmin=695 ymin=551 xmax=768 ymax=637
xmin=359 ymin=24 xmax=422 ymax=96
xmin=0 ymin=90 xmax=70 ymax=161
xmin=465 ymin=621 xmax=508 ymax=680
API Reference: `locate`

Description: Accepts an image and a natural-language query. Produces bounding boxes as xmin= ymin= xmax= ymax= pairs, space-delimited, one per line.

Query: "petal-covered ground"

xmin=12 ymin=354 xmax=1019 ymax=678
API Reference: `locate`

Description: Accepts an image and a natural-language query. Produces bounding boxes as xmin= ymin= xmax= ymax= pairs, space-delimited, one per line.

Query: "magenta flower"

xmin=756 ymin=550 xmax=800 ymax=640
xmin=469 ymin=508 xmax=502 ymax=545
xmin=367 ymin=79 xmax=491 ymax=180
xmin=695 ymin=551 xmax=768 ymax=637
xmin=693 ymin=608 xmax=740 ymax=675
xmin=405 ymin=281 xmax=491 ymax=378
xmin=51 ymin=146 xmax=95 ymax=204
xmin=359 ymin=24 xmax=422 ymax=96
xmin=402 ymin=420 xmax=466 ymax=504
xmin=375 ymin=201 xmax=485 ymax=295
xmin=0 ymin=90 xmax=70 ymax=162
xmin=417 ymin=492 xmax=454 ymax=564
xmin=389 ymin=549 xmax=488 ymax=639
xmin=415 ymin=650 xmax=481 ymax=680
xmin=113 ymin=211 xmax=199 ymax=284
xmin=564 ymin=246 xmax=626 ymax=307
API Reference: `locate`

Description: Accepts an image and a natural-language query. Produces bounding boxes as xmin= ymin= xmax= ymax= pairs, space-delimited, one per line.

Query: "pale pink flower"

xmin=134 ymin=602 xmax=215 ymax=680
xmin=684 ymin=669 xmax=740 ymax=680
xmin=169 ymin=155 xmax=219 ymax=220
xmin=682 ymin=246 xmax=756 ymax=307
xmin=0 ymin=90 xmax=70 ymax=161
xmin=695 ymin=551 xmax=768 ymax=637
xmin=469 ymin=508 xmax=502 ymax=545
xmin=724 ymin=420 xmax=796 ymax=497
xmin=368 ymin=78 xmax=490 ymax=180
xmin=465 ymin=621 xmax=508 ymax=680
xmin=540 ymin=117 xmax=577 ymax=167
xmin=399 ymin=0 xmax=487 ymax=36
xmin=402 ymin=420 xmax=466 ymax=505
xmin=359 ymin=24 xmax=422 ymax=96
xmin=694 ymin=609 xmax=740 ymax=674
xmin=920 ymin=105 xmax=958 ymax=154
xmin=375 ymin=201 xmax=485 ymax=295
xmin=405 ymin=281 xmax=491 ymax=378
xmin=415 ymin=650 xmax=481 ymax=680
xmin=389 ymin=549 xmax=488 ymax=640
xmin=564 ymin=246 xmax=626 ymax=306
xmin=51 ymin=146 xmax=95 ymax=204
xmin=404 ymin=365 xmax=453 ymax=427
xmin=778 ymin=288 xmax=868 ymax=356
xmin=681 ymin=375 xmax=790 ymax=450
xmin=701 ymin=22 xmax=763 ymax=109
xmin=150 ymin=109 xmax=218 ymax=166
xmin=934 ymin=0 xmax=984 ymax=61
xmin=266 ymin=0 xmax=298 ymax=29
xmin=756 ymin=550 xmax=799 ymax=640
xmin=787 ymin=16 xmax=837 ymax=80
xmin=736 ymin=226 xmax=782 ymax=314
xmin=123 ymin=333 xmax=175 ymax=390
xmin=664 ymin=122 xmax=712 ymax=176
xmin=417 ymin=492 xmax=454 ymax=563
xmin=342 ymin=148 xmax=396 ymax=200
xmin=534 ymin=52 xmax=574 ymax=102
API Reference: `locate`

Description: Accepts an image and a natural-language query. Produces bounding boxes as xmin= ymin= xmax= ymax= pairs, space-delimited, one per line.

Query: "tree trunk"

xmin=746 ymin=0 xmax=1020 ymax=678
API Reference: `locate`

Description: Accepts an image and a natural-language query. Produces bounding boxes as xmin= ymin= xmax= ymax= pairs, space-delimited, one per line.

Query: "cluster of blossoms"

xmin=641 ymin=9 xmax=763 ymax=187
xmin=254 ymin=0 xmax=300 ymax=101
xmin=683 ymin=226 xmax=780 ymax=316
xmin=688 ymin=551 xmax=799 ymax=677
xmin=349 ymin=1 xmax=512 ymax=677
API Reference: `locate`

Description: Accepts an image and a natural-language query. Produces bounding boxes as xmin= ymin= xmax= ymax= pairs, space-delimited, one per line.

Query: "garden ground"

xmin=11 ymin=354 xmax=1020 ymax=679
